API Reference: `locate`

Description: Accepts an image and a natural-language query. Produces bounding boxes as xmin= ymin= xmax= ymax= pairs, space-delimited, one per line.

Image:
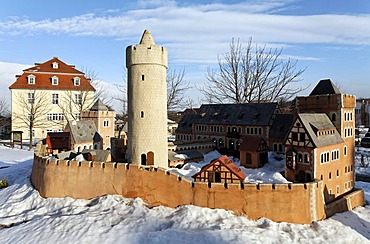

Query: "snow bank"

xmin=169 ymin=151 xmax=289 ymax=184
xmin=1 ymin=145 xmax=370 ymax=243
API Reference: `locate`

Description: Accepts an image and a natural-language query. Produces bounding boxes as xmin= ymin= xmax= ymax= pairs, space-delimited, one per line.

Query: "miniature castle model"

xmin=126 ymin=30 xmax=168 ymax=168
xmin=31 ymin=30 xmax=364 ymax=224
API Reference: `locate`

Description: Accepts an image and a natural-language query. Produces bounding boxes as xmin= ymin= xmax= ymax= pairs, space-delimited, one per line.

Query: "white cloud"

xmin=0 ymin=61 xmax=30 ymax=105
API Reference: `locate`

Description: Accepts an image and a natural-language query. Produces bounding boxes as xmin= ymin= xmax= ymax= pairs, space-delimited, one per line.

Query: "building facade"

xmin=126 ymin=30 xmax=168 ymax=168
xmin=9 ymin=57 xmax=95 ymax=140
xmin=81 ymin=99 xmax=115 ymax=150
xmin=287 ymin=79 xmax=356 ymax=203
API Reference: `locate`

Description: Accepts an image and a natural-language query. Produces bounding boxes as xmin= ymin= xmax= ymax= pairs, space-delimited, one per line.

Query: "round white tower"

xmin=126 ymin=30 xmax=168 ymax=168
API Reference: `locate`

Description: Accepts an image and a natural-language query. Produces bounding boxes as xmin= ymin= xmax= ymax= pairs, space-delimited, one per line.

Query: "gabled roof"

xmin=240 ymin=137 xmax=268 ymax=152
xmin=9 ymin=57 xmax=95 ymax=91
xmin=309 ymin=79 xmax=341 ymax=96
xmin=297 ymin=113 xmax=343 ymax=147
xmin=177 ymin=103 xmax=277 ymax=132
xmin=66 ymin=120 xmax=101 ymax=144
xmin=269 ymin=114 xmax=294 ymax=140
xmin=192 ymin=155 xmax=246 ymax=181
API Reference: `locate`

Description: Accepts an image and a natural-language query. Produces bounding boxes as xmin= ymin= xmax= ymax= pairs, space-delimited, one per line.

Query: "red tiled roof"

xmin=9 ymin=57 xmax=95 ymax=91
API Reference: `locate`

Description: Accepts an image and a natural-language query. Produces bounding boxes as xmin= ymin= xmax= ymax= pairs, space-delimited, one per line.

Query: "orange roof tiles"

xmin=193 ymin=155 xmax=246 ymax=181
xmin=9 ymin=57 xmax=95 ymax=91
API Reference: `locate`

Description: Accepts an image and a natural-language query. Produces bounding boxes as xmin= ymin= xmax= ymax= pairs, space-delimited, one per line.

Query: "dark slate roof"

xmin=90 ymin=99 xmax=109 ymax=111
xmin=269 ymin=114 xmax=294 ymax=140
xmin=68 ymin=120 xmax=101 ymax=144
xmin=298 ymin=113 xmax=343 ymax=147
xmin=176 ymin=112 xmax=198 ymax=132
xmin=177 ymin=103 xmax=278 ymax=132
xmin=309 ymin=79 xmax=341 ymax=96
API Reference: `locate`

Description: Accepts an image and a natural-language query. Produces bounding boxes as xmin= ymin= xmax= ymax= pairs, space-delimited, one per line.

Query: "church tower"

xmin=126 ymin=30 xmax=168 ymax=168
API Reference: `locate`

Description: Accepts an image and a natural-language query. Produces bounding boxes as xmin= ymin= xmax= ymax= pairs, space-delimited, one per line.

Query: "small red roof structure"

xmin=45 ymin=132 xmax=71 ymax=154
xmin=192 ymin=155 xmax=246 ymax=183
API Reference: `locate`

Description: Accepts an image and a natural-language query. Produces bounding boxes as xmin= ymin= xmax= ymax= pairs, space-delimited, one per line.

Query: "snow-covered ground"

xmin=1 ymin=145 xmax=370 ymax=243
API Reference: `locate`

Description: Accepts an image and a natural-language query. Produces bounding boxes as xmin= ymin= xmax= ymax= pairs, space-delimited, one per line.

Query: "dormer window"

xmin=28 ymin=75 xmax=36 ymax=85
xmin=73 ymin=77 xmax=81 ymax=86
xmin=52 ymin=62 xmax=58 ymax=69
xmin=52 ymin=76 xmax=58 ymax=85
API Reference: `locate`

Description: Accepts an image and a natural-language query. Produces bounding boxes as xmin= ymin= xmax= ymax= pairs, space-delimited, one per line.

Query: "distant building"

xmin=9 ymin=57 xmax=95 ymax=140
xmin=81 ymin=99 xmax=115 ymax=149
xmin=175 ymin=102 xmax=285 ymax=161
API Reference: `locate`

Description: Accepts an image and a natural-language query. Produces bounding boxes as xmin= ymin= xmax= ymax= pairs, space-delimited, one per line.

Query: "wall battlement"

xmin=31 ymin=154 xmax=364 ymax=224
xmin=126 ymin=45 xmax=168 ymax=68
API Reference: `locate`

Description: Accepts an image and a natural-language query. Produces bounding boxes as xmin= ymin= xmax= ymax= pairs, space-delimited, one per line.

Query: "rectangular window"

xmin=46 ymin=113 xmax=65 ymax=121
xmin=74 ymin=77 xmax=81 ymax=86
xmin=52 ymin=76 xmax=58 ymax=85
xmin=299 ymin=133 xmax=305 ymax=142
xmin=28 ymin=76 xmax=35 ymax=85
xmin=51 ymin=93 xmax=59 ymax=105
xmin=74 ymin=94 xmax=82 ymax=104
xmin=103 ymin=119 xmax=109 ymax=127
xmin=74 ymin=113 xmax=80 ymax=121
xmin=28 ymin=129 xmax=35 ymax=138
xmin=292 ymin=132 xmax=298 ymax=141
xmin=27 ymin=93 xmax=35 ymax=104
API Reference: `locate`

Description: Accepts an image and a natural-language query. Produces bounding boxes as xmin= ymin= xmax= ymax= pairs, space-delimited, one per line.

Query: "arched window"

xmin=246 ymin=153 xmax=252 ymax=164
xmin=331 ymin=113 xmax=336 ymax=121
xmin=229 ymin=139 xmax=235 ymax=150
xmin=141 ymin=154 xmax=147 ymax=165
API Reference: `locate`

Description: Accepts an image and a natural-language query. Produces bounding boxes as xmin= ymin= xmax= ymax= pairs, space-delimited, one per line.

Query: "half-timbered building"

xmin=192 ymin=155 xmax=246 ymax=183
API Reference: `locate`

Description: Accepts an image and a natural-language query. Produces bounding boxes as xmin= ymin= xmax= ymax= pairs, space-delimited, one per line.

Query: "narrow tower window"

xmin=141 ymin=75 xmax=145 ymax=81
xmin=141 ymin=111 xmax=144 ymax=118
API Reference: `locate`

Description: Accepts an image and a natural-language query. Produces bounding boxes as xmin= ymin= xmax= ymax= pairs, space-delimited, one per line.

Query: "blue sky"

xmin=1 ymin=0 xmax=370 ymax=111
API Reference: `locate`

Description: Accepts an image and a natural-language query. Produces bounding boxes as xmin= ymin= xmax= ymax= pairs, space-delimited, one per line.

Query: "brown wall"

xmin=32 ymin=155 xmax=324 ymax=224
xmin=31 ymin=155 xmax=363 ymax=224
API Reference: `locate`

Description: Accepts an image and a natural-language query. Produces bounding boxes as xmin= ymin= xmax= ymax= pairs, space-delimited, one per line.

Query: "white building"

xmin=9 ymin=57 xmax=95 ymax=140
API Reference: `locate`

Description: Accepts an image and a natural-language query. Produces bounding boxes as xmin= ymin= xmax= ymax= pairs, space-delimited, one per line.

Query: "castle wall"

xmin=31 ymin=155 xmax=332 ymax=224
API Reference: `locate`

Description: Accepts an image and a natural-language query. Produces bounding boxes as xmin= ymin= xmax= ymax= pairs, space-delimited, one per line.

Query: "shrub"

xmin=0 ymin=178 xmax=8 ymax=189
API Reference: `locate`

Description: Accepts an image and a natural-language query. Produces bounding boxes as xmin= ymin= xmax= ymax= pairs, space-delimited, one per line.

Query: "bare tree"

xmin=167 ymin=68 xmax=190 ymax=111
xmin=81 ymin=67 xmax=113 ymax=106
xmin=116 ymin=68 xmax=190 ymax=113
xmin=58 ymin=87 xmax=95 ymax=123
xmin=12 ymin=90 xmax=52 ymax=150
xmin=201 ymin=37 xmax=307 ymax=104
xmin=113 ymin=83 xmax=127 ymax=117
xmin=0 ymin=97 xmax=8 ymax=117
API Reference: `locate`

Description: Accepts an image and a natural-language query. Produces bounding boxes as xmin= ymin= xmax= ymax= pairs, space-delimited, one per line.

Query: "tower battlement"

xmin=126 ymin=30 xmax=168 ymax=68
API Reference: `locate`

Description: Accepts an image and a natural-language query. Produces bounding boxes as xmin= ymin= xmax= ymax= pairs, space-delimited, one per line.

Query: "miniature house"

xmin=45 ymin=132 xmax=71 ymax=154
xmin=192 ymin=155 xmax=246 ymax=183
xmin=64 ymin=120 xmax=102 ymax=152
xmin=239 ymin=137 xmax=269 ymax=168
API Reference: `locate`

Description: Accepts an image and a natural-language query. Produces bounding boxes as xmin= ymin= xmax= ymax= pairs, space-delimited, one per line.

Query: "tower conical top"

xmin=139 ymin=29 xmax=155 ymax=45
